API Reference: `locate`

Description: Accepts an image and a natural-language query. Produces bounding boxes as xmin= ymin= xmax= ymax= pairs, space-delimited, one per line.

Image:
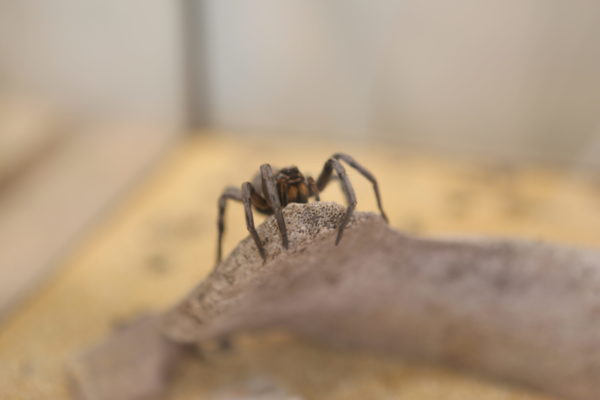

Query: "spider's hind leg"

xmin=217 ymin=186 xmax=243 ymax=264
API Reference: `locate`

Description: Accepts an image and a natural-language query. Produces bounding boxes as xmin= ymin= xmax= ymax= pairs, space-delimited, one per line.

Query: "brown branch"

xmin=72 ymin=202 xmax=600 ymax=400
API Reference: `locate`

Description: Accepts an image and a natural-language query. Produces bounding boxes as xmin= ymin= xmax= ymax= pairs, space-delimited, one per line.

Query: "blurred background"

xmin=2 ymin=1 xmax=600 ymax=399
xmin=4 ymin=1 xmax=600 ymax=159
xmin=2 ymin=0 xmax=600 ymax=327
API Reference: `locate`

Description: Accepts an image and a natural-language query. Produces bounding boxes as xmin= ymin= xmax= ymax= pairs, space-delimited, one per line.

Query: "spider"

xmin=216 ymin=153 xmax=388 ymax=264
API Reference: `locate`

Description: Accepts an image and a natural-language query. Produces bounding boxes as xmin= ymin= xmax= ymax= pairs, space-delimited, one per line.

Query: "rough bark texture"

xmin=71 ymin=202 xmax=600 ymax=400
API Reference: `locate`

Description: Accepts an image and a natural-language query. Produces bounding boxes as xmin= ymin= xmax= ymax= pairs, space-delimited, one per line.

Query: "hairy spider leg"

xmin=260 ymin=164 xmax=289 ymax=249
xmin=242 ymin=182 xmax=267 ymax=262
xmin=317 ymin=153 xmax=388 ymax=223
xmin=318 ymin=158 xmax=357 ymax=245
xmin=332 ymin=153 xmax=388 ymax=222
xmin=217 ymin=186 xmax=242 ymax=264
xmin=307 ymin=176 xmax=320 ymax=201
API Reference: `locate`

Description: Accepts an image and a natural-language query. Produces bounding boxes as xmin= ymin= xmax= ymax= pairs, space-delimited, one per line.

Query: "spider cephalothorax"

xmin=217 ymin=153 xmax=388 ymax=264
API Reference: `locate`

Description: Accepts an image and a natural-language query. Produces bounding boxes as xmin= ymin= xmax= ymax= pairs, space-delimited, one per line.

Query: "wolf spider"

xmin=216 ymin=153 xmax=388 ymax=264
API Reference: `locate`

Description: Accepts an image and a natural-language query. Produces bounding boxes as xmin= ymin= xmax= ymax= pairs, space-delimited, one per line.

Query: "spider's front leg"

xmin=316 ymin=153 xmax=388 ymax=245
xmin=260 ymin=164 xmax=289 ymax=249
xmin=318 ymin=158 xmax=357 ymax=245
xmin=241 ymin=182 xmax=267 ymax=262
xmin=317 ymin=153 xmax=388 ymax=223
xmin=331 ymin=153 xmax=388 ymax=222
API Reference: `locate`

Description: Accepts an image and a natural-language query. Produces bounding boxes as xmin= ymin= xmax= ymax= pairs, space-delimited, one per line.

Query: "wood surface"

xmin=1 ymin=133 xmax=599 ymax=399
